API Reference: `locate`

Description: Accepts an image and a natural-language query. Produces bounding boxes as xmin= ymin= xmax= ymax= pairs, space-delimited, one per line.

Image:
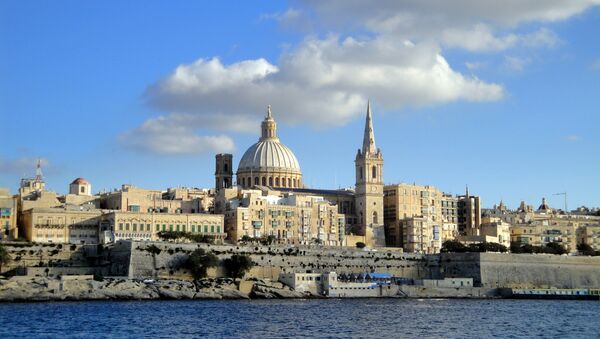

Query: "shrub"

xmin=544 ymin=242 xmax=567 ymax=255
xmin=222 ymin=254 xmax=254 ymax=279
xmin=441 ymin=240 xmax=467 ymax=253
xmin=576 ymin=243 xmax=598 ymax=256
xmin=355 ymin=242 xmax=366 ymax=249
xmin=145 ymin=244 xmax=162 ymax=255
xmin=186 ymin=248 xmax=219 ymax=280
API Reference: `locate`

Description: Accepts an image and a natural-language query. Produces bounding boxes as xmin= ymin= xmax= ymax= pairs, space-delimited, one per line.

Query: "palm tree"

xmin=0 ymin=244 xmax=11 ymax=275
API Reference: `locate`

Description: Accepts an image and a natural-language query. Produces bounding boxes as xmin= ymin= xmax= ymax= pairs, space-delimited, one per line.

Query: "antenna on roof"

xmin=35 ymin=158 xmax=44 ymax=182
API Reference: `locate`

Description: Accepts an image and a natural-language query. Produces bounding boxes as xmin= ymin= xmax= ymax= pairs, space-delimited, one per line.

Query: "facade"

xmin=479 ymin=217 xmax=511 ymax=248
xmin=236 ymin=106 xmax=303 ymax=189
xmin=383 ymin=183 xmax=443 ymax=253
xmin=108 ymin=211 xmax=224 ymax=242
xmin=0 ymin=188 xmax=18 ymax=240
xmin=98 ymin=184 xmax=213 ymax=214
xmin=219 ymin=187 xmax=344 ymax=246
xmin=457 ymin=188 xmax=481 ymax=236
xmin=21 ymin=207 xmax=104 ymax=244
xmin=20 ymin=207 xmax=224 ymax=244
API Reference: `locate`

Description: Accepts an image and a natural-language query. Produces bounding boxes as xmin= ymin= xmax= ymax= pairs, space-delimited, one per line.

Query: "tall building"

xmin=354 ymin=102 xmax=385 ymax=247
xmin=457 ymin=187 xmax=481 ymax=236
xmin=236 ymin=106 xmax=303 ymax=189
xmin=383 ymin=183 xmax=443 ymax=253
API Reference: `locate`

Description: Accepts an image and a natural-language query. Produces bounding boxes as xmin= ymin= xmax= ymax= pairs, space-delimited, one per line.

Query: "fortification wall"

xmin=126 ymin=241 xmax=435 ymax=281
xmin=440 ymin=253 xmax=600 ymax=288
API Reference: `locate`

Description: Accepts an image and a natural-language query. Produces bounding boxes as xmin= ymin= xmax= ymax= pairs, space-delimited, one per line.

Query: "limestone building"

xmin=218 ymin=187 xmax=344 ymax=246
xmin=216 ymin=103 xmax=385 ymax=247
xmin=0 ymin=188 xmax=18 ymax=240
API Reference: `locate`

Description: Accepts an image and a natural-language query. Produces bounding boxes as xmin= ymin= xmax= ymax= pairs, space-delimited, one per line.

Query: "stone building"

xmin=108 ymin=211 xmax=224 ymax=242
xmin=219 ymin=187 xmax=344 ymax=246
xmin=0 ymin=188 xmax=18 ymax=240
xmin=216 ymin=103 xmax=385 ymax=247
xmin=383 ymin=183 xmax=443 ymax=253
xmin=457 ymin=187 xmax=481 ymax=236
xmin=21 ymin=207 xmax=104 ymax=244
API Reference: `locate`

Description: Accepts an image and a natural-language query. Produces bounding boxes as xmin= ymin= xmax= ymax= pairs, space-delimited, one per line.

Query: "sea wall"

xmin=126 ymin=241 xmax=436 ymax=281
xmin=440 ymin=253 xmax=600 ymax=288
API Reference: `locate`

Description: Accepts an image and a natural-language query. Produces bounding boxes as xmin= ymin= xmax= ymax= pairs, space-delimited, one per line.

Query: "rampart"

xmin=126 ymin=241 xmax=436 ymax=281
xmin=440 ymin=252 xmax=600 ymax=288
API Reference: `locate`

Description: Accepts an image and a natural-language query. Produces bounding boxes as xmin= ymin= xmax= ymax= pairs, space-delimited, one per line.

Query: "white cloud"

xmin=119 ymin=116 xmax=235 ymax=155
xmin=124 ymin=0 xmax=599 ymax=155
xmin=143 ymin=35 xmax=503 ymax=131
xmin=465 ymin=61 xmax=485 ymax=70
xmin=503 ymin=56 xmax=531 ymax=72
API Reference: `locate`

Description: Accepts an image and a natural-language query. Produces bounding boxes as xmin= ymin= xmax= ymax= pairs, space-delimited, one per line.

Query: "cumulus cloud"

xmin=123 ymin=0 xmax=599 ymax=155
xmin=144 ymin=35 xmax=503 ymax=131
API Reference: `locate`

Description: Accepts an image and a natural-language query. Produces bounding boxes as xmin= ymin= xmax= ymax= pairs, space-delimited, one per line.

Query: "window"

xmin=211 ymin=225 xmax=215 ymax=233
xmin=269 ymin=177 xmax=273 ymax=186
xmin=359 ymin=167 xmax=363 ymax=179
xmin=169 ymin=225 xmax=173 ymax=231
xmin=162 ymin=224 xmax=166 ymax=231
xmin=192 ymin=225 xmax=195 ymax=233
xmin=156 ymin=224 xmax=160 ymax=231
xmin=176 ymin=224 xmax=180 ymax=232
xmin=262 ymin=177 xmax=266 ymax=186
xmin=119 ymin=223 xmax=123 ymax=231
xmin=147 ymin=224 xmax=151 ymax=231
xmin=255 ymin=177 xmax=259 ymax=185
xmin=372 ymin=166 xmax=377 ymax=179
xmin=133 ymin=223 xmax=137 ymax=231
xmin=224 ymin=163 xmax=228 ymax=172
xmin=204 ymin=225 xmax=208 ymax=233
xmin=125 ymin=223 xmax=130 ymax=231
xmin=80 ymin=186 xmax=85 ymax=193
xmin=217 ymin=226 xmax=221 ymax=233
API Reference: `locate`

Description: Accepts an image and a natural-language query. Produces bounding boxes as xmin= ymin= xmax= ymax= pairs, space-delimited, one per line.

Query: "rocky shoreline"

xmin=0 ymin=276 xmax=317 ymax=302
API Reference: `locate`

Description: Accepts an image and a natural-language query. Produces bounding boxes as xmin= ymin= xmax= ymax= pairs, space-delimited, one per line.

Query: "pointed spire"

xmin=362 ymin=100 xmax=377 ymax=154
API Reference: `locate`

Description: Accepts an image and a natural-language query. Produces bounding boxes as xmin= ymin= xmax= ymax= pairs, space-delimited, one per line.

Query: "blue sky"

xmin=1 ymin=1 xmax=599 ymax=210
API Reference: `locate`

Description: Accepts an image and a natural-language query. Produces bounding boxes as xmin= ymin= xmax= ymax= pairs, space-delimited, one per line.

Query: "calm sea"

xmin=0 ymin=299 xmax=598 ymax=338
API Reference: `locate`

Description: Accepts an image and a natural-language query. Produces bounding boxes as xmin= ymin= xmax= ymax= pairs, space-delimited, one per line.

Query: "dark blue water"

xmin=0 ymin=299 xmax=598 ymax=338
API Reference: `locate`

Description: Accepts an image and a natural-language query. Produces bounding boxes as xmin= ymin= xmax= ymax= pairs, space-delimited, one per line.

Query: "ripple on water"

xmin=0 ymin=299 xmax=598 ymax=338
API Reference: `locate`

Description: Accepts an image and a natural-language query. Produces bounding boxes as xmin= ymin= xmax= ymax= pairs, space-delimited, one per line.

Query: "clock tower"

xmin=355 ymin=101 xmax=385 ymax=247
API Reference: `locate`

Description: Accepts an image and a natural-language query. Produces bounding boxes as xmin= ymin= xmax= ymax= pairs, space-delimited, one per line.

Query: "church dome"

xmin=238 ymin=140 xmax=301 ymax=173
xmin=236 ymin=106 xmax=302 ymax=188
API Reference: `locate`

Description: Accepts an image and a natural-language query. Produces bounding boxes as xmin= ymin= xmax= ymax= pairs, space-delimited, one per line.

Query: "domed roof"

xmin=71 ymin=177 xmax=89 ymax=185
xmin=238 ymin=140 xmax=301 ymax=173
xmin=237 ymin=105 xmax=301 ymax=175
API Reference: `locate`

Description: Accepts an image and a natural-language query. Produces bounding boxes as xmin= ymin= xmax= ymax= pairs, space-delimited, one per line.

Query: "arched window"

xmin=372 ymin=166 xmax=377 ymax=179
xmin=359 ymin=167 xmax=363 ymax=179
xmin=241 ymin=177 xmax=245 ymax=187
xmin=287 ymin=178 xmax=291 ymax=187
xmin=255 ymin=177 xmax=259 ymax=185
xmin=269 ymin=177 xmax=273 ymax=186
xmin=262 ymin=177 xmax=266 ymax=186
xmin=275 ymin=177 xmax=279 ymax=186
xmin=373 ymin=211 xmax=378 ymax=224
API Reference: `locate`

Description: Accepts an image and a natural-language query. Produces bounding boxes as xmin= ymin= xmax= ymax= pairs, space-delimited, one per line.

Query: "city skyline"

xmin=2 ymin=1 xmax=600 ymax=209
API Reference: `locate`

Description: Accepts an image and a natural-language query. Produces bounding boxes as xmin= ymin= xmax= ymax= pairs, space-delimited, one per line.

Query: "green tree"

xmin=484 ymin=242 xmax=508 ymax=253
xmin=186 ymin=248 xmax=219 ymax=280
xmin=510 ymin=242 xmax=523 ymax=253
xmin=355 ymin=242 xmax=366 ymax=249
xmin=441 ymin=240 xmax=467 ymax=253
xmin=0 ymin=244 xmax=11 ymax=274
xmin=544 ymin=242 xmax=567 ymax=255
xmin=222 ymin=254 xmax=254 ymax=279
xmin=577 ymin=243 xmax=597 ymax=256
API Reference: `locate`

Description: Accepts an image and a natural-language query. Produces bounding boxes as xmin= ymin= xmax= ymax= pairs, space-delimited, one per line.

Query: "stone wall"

xmin=126 ymin=241 xmax=435 ymax=281
xmin=440 ymin=252 xmax=600 ymax=288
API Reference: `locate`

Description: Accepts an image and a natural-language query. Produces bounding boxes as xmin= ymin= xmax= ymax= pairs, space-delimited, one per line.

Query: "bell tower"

xmin=215 ymin=153 xmax=233 ymax=191
xmin=355 ymin=101 xmax=385 ymax=247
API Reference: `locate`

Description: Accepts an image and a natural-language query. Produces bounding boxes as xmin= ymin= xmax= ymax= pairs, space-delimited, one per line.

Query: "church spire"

xmin=362 ymin=100 xmax=377 ymax=155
